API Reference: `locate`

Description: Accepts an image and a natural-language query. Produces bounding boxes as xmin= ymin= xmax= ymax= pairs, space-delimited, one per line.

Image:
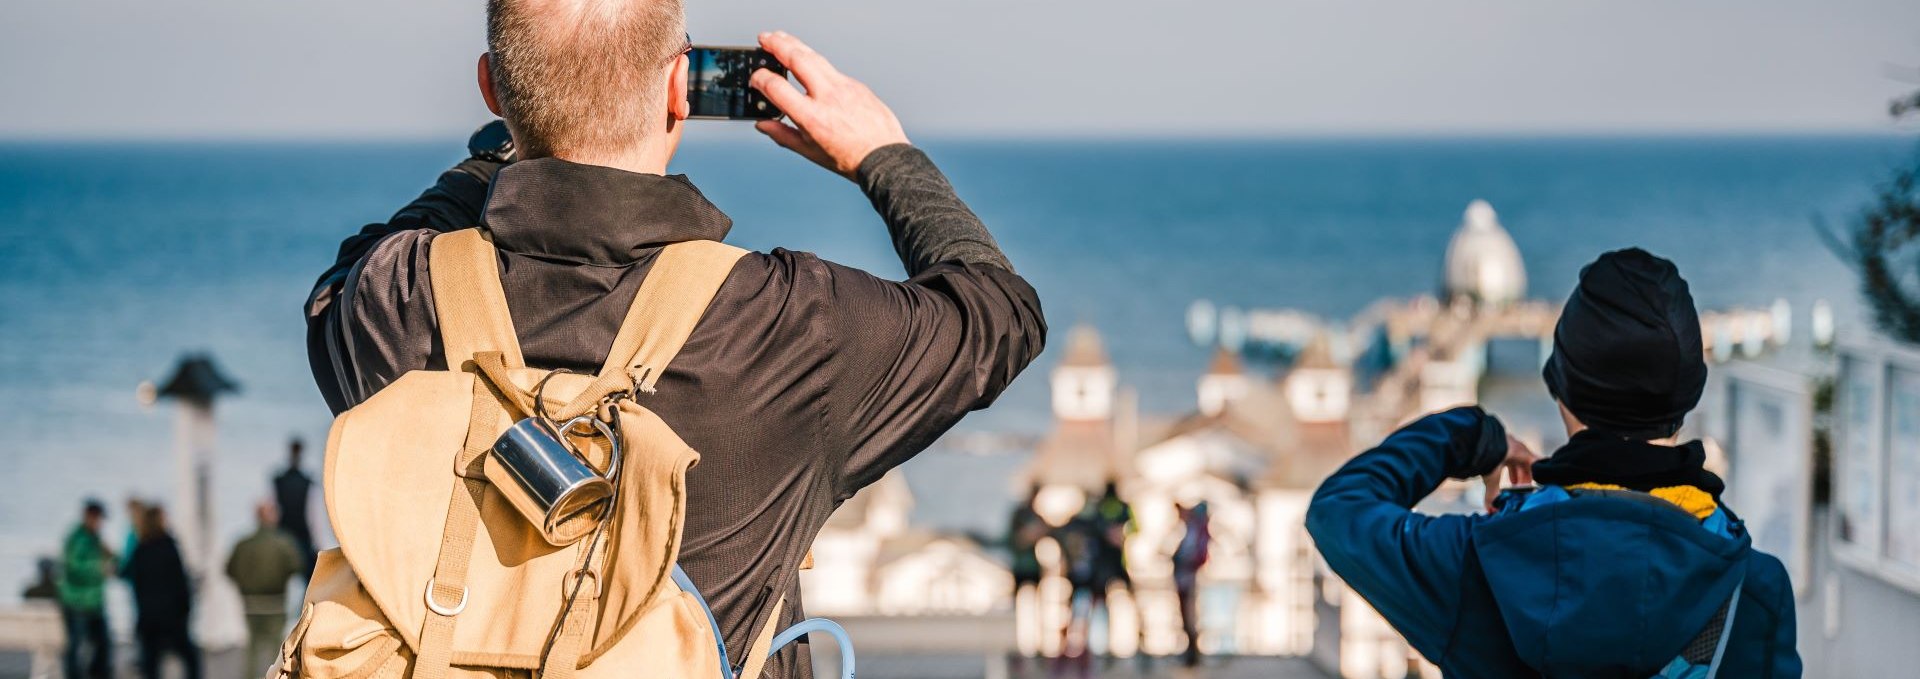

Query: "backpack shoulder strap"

xmin=428 ymin=228 xmax=525 ymax=368
xmin=1704 ymin=573 xmax=1745 ymax=676
xmin=736 ymin=597 xmax=786 ymax=679
xmin=1656 ymin=566 xmax=1746 ymax=678
xmin=597 ymin=240 xmax=748 ymax=391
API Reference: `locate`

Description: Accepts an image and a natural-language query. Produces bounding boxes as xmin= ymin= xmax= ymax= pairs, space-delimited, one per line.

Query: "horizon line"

xmin=2 ymin=128 xmax=1915 ymax=146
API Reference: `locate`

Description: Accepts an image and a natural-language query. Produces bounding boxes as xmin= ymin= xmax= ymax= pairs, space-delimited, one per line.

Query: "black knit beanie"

xmin=1542 ymin=248 xmax=1707 ymax=439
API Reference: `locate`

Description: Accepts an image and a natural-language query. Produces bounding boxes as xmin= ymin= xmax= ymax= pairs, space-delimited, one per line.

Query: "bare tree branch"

xmin=1834 ymin=87 xmax=1920 ymax=342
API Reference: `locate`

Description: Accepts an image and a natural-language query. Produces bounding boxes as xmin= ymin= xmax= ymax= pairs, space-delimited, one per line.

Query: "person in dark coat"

xmin=1049 ymin=502 xmax=1103 ymax=678
xmin=1090 ymin=481 xmax=1133 ymax=599
xmin=1005 ymin=486 xmax=1048 ymax=667
xmin=272 ymin=438 xmax=316 ymax=576
xmin=1308 ymin=249 xmax=1799 ymax=678
xmin=123 ymin=506 xmax=202 ymax=679
xmin=1006 ymin=486 xmax=1046 ymax=606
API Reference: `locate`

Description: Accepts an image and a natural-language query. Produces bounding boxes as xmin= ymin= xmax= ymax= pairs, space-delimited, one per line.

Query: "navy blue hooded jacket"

xmin=1306 ymin=407 xmax=1800 ymax=678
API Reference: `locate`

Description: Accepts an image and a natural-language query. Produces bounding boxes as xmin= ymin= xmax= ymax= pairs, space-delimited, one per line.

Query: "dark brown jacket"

xmin=304 ymin=145 xmax=1045 ymax=677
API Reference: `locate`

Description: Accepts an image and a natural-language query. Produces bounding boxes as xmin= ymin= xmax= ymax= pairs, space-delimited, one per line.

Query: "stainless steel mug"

xmin=485 ymin=416 xmax=615 ymax=545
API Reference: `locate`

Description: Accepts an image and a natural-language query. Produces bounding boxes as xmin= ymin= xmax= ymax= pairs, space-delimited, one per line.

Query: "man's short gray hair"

xmin=486 ymin=0 xmax=686 ymax=158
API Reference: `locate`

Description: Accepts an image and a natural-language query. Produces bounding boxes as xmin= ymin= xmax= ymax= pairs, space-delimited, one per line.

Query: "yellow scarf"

xmin=1566 ymin=483 xmax=1718 ymax=520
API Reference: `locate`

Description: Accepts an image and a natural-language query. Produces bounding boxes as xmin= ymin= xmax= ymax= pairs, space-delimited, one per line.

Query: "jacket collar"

xmin=1531 ymin=430 xmax=1726 ymax=497
xmin=481 ymin=157 xmax=733 ymax=265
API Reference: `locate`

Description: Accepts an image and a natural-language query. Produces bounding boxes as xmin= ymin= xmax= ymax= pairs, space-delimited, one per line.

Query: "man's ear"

xmin=666 ymin=53 xmax=690 ymax=124
xmin=479 ymin=53 xmax=504 ymax=117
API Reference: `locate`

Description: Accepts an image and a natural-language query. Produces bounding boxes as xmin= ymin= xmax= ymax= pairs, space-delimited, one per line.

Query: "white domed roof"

xmin=1443 ymin=200 xmax=1527 ymax=306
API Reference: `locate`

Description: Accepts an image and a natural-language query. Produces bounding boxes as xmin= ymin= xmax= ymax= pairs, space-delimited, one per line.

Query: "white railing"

xmin=0 ymin=602 xmax=63 ymax=679
xmin=1831 ymin=338 xmax=1920 ymax=594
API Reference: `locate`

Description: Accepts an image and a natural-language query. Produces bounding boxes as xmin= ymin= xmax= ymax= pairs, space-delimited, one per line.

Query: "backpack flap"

xmin=579 ymin=399 xmax=699 ymax=664
xmin=324 ymin=368 xmax=494 ymax=657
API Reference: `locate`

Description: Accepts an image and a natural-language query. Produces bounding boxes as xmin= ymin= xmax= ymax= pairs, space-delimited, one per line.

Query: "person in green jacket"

xmin=226 ymin=502 xmax=304 ymax=674
xmin=59 ymin=499 xmax=114 ymax=679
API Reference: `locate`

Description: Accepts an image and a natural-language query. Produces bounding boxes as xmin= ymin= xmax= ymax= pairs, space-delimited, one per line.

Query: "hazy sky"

xmin=4 ymin=0 xmax=1919 ymax=138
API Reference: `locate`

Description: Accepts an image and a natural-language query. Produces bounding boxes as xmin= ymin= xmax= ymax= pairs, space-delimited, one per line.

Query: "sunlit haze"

xmin=4 ymin=0 xmax=1919 ymax=139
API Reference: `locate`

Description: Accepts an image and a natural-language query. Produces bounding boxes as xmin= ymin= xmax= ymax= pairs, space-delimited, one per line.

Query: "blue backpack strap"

xmin=1651 ymin=572 xmax=1744 ymax=678
xmin=1703 ymin=576 xmax=1744 ymax=676
xmin=1499 ymin=485 xmax=1569 ymax=514
xmin=672 ymin=564 xmax=735 ymax=679
xmin=1651 ymin=511 xmax=1748 ymax=679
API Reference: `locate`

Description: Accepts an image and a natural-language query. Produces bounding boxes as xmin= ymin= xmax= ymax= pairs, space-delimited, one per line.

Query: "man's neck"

xmin=548 ymin=138 xmax=675 ymax=176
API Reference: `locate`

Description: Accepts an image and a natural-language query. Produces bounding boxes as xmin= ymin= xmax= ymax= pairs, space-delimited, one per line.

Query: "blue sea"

xmin=0 ymin=133 xmax=1911 ymax=595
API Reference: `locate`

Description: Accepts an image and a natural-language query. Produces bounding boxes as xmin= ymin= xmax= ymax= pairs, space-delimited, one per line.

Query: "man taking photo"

xmin=304 ymin=2 xmax=1046 ymax=675
xmin=1307 ymin=249 xmax=1799 ymax=677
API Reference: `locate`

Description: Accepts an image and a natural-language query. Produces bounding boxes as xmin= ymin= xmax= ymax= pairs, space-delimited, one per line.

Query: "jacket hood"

xmin=1472 ymin=493 xmax=1750 ymax=677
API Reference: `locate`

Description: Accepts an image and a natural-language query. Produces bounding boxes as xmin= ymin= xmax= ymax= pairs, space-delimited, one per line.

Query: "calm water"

xmin=0 ymin=134 xmax=1910 ymax=593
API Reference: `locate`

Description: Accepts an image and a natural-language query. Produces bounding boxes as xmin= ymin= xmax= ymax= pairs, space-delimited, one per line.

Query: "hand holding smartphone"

xmin=744 ymin=32 xmax=911 ymax=181
xmin=687 ymin=46 xmax=787 ymax=120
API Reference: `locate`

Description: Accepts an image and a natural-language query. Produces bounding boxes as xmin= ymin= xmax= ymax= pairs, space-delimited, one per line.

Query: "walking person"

xmin=1171 ymin=502 xmax=1211 ymax=668
xmin=1049 ymin=502 xmax=1101 ymax=679
xmin=1006 ymin=485 xmax=1048 ymax=661
xmin=1308 ymin=249 xmax=1800 ymax=677
xmin=226 ymin=502 xmax=305 ymax=675
xmin=1088 ymin=480 xmax=1142 ymax=664
xmin=272 ymin=438 xmax=316 ymax=576
xmin=124 ymin=506 xmax=202 ymax=679
xmin=58 ymin=499 xmax=113 ymax=679
xmin=304 ymin=4 xmax=1045 ymax=674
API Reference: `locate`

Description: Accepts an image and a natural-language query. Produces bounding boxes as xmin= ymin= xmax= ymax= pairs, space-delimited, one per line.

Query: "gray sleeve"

xmin=855 ymin=144 xmax=1014 ymax=274
xmin=821 ymin=145 xmax=1046 ymax=496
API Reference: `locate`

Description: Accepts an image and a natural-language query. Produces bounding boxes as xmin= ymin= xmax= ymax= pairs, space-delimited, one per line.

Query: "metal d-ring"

xmin=532 ymin=368 xmax=573 ymax=425
xmin=567 ymin=568 xmax=600 ymax=596
xmin=424 ymin=578 xmax=469 ymax=616
xmin=558 ymin=414 xmax=621 ymax=482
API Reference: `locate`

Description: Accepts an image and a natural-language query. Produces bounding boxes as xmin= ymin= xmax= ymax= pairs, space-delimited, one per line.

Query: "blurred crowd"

xmin=18 ymin=439 xmax=316 ymax=679
xmin=1007 ymin=482 xmax=1211 ymax=677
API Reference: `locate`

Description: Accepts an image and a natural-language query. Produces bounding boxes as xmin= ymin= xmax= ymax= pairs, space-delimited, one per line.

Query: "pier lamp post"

xmin=151 ymin=353 xmax=240 ymax=571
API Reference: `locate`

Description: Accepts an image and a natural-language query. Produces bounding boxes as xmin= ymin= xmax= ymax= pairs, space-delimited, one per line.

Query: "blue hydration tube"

xmin=671 ymin=565 xmax=734 ymax=676
xmin=672 ymin=564 xmax=856 ymax=679
xmin=767 ymin=618 xmax=856 ymax=679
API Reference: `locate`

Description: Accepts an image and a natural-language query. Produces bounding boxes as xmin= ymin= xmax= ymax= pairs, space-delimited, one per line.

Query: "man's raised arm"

xmin=748 ymin=32 xmax=1047 ymax=495
xmin=304 ymin=156 xmax=502 ymax=413
xmin=824 ymin=146 xmax=1044 ymax=495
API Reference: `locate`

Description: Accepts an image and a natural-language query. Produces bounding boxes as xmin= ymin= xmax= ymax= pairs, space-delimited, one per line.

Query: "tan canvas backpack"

xmin=270 ymin=228 xmax=832 ymax=679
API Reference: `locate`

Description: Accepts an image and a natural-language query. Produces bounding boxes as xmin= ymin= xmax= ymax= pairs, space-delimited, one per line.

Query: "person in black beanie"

xmin=1308 ymin=248 xmax=1800 ymax=678
xmin=1531 ymin=248 xmax=1726 ymax=497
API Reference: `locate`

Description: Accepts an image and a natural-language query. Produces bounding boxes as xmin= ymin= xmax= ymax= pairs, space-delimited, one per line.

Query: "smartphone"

xmin=687 ymin=46 xmax=786 ymax=120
